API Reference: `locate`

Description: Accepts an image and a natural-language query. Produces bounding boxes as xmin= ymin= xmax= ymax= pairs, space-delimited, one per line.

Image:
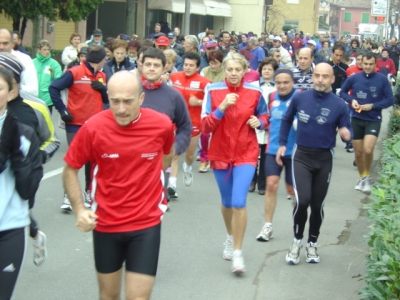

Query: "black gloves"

xmin=61 ymin=109 xmax=73 ymax=123
xmin=0 ymin=112 xmax=21 ymax=173
xmin=91 ymin=80 xmax=105 ymax=91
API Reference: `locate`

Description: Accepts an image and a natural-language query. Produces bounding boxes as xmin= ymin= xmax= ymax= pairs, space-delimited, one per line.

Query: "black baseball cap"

xmin=93 ymin=29 xmax=102 ymax=36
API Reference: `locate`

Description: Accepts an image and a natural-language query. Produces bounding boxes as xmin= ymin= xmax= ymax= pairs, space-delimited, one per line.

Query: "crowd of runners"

xmin=0 ymin=24 xmax=395 ymax=299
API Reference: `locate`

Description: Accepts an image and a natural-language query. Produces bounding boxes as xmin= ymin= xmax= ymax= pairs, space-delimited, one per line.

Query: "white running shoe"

xmin=222 ymin=238 xmax=234 ymax=261
xmin=362 ymin=176 xmax=372 ymax=194
xmin=33 ymin=231 xmax=47 ymax=266
xmin=231 ymin=252 xmax=245 ymax=274
xmin=287 ymin=195 xmax=291 ymax=200
xmin=167 ymin=185 xmax=178 ymax=198
xmin=61 ymin=194 xmax=72 ymax=211
xmin=286 ymin=239 xmax=303 ymax=265
xmin=305 ymin=242 xmax=320 ymax=263
xmin=256 ymin=225 xmax=273 ymax=242
xmin=355 ymin=177 xmax=365 ymax=191
xmin=83 ymin=190 xmax=91 ymax=208
xmin=183 ymin=162 xmax=193 ymax=186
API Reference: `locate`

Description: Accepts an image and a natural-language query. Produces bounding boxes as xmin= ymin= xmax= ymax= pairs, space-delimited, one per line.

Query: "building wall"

xmin=332 ymin=8 xmax=384 ymax=36
xmin=224 ymin=0 xmax=264 ymax=33
xmin=0 ymin=13 xmax=86 ymax=51
xmin=268 ymin=0 xmax=319 ymax=35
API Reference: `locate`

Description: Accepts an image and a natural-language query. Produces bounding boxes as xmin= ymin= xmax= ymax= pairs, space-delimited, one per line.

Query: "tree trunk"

xmin=12 ymin=16 xmax=20 ymax=32
xmin=32 ymin=16 xmax=43 ymax=54
xmin=126 ymin=0 xmax=136 ymax=35
xmin=20 ymin=17 xmax=28 ymax=40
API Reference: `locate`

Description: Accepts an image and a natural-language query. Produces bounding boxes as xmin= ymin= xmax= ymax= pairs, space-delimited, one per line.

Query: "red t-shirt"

xmin=64 ymin=109 xmax=175 ymax=233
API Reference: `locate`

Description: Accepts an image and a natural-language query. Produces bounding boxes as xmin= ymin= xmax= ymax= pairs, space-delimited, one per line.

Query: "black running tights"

xmin=292 ymin=146 xmax=333 ymax=243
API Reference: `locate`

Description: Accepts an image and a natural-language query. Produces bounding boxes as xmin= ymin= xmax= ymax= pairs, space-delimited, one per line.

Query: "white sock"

xmin=265 ymin=222 xmax=272 ymax=227
xmin=33 ymin=232 xmax=43 ymax=247
xmin=183 ymin=162 xmax=192 ymax=172
xmin=169 ymin=177 xmax=177 ymax=187
xmin=227 ymin=234 xmax=233 ymax=242
xmin=233 ymin=250 xmax=242 ymax=256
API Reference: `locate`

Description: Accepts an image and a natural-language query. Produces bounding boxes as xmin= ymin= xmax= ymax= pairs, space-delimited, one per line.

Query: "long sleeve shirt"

xmin=280 ymin=89 xmax=351 ymax=149
xmin=340 ymin=71 xmax=393 ymax=122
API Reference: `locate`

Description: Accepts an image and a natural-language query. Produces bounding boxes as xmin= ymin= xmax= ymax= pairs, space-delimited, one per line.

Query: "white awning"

xmin=203 ymin=0 xmax=232 ymax=17
xmin=148 ymin=0 xmax=206 ymax=15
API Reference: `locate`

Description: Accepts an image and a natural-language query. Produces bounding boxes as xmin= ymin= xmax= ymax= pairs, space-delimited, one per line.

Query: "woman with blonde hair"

xmin=161 ymin=49 xmax=178 ymax=85
xmin=201 ymin=52 xmax=268 ymax=273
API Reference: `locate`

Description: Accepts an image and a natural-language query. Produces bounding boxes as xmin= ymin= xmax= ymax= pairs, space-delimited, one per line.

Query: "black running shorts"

xmin=351 ymin=117 xmax=381 ymax=140
xmin=264 ymin=154 xmax=293 ymax=185
xmin=93 ymin=223 xmax=161 ymax=276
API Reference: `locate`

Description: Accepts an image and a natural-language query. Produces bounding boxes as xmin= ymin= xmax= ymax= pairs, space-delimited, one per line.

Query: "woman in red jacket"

xmin=201 ymin=52 xmax=268 ymax=274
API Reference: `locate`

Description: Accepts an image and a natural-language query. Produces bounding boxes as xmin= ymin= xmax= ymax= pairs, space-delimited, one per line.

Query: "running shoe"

xmin=362 ymin=176 xmax=372 ymax=194
xmin=287 ymin=195 xmax=292 ymax=200
xmin=345 ymin=142 xmax=354 ymax=153
xmin=285 ymin=239 xmax=303 ymax=265
xmin=305 ymin=242 xmax=320 ymax=263
xmin=61 ymin=194 xmax=72 ymax=211
xmin=223 ymin=237 xmax=234 ymax=261
xmin=183 ymin=162 xmax=193 ymax=186
xmin=33 ymin=231 xmax=47 ymax=266
xmin=83 ymin=190 xmax=92 ymax=208
xmin=354 ymin=177 xmax=365 ymax=191
xmin=167 ymin=185 xmax=178 ymax=198
xmin=256 ymin=225 xmax=273 ymax=242
xmin=231 ymin=252 xmax=245 ymax=274
xmin=198 ymin=161 xmax=210 ymax=173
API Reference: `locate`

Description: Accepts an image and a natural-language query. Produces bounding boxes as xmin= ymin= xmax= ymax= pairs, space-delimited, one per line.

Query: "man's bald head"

xmin=312 ymin=62 xmax=335 ymax=93
xmin=0 ymin=29 xmax=13 ymax=53
xmin=107 ymin=71 xmax=144 ymax=126
xmin=108 ymin=71 xmax=142 ymax=97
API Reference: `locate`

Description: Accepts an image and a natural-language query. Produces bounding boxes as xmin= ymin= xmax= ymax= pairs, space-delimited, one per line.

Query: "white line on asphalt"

xmin=41 ymin=167 xmax=64 ymax=181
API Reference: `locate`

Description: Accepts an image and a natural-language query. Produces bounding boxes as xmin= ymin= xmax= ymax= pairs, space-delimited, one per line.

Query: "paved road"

xmin=14 ymin=110 xmax=389 ymax=300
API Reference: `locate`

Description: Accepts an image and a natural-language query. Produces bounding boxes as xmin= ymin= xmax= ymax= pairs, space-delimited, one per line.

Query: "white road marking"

xmin=41 ymin=167 xmax=64 ymax=181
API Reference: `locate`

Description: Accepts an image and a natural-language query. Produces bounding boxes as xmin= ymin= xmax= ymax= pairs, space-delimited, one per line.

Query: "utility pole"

xmin=184 ymin=0 xmax=190 ymax=36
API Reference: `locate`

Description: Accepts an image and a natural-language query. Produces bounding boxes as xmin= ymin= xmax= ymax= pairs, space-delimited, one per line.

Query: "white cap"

xmin=268 ymin=34 xmax=275 ymax=40
xmin=307 ymin=40 xmax=316 ymax=46
xmin=273 ymin=36 xmax=282 ymax=42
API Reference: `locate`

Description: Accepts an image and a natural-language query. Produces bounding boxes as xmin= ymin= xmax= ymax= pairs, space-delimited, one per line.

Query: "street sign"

xmin=371 ymin=0 xmax=388 ymax=16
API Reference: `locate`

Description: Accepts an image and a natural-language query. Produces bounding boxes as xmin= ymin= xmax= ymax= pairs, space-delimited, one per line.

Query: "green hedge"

xmin=360 ymin=109 xmax=400 ymax=299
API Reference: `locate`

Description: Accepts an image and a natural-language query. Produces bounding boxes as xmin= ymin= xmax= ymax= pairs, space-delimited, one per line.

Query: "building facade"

xmin=327 ymin=0 xmax=384 ymax=37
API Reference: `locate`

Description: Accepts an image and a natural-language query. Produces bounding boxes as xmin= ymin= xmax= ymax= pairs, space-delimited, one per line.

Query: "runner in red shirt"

xmin=63 ymin=71 xmax=174 ymax=300
xmin=169 ymin=52 xmax=211 ymax=196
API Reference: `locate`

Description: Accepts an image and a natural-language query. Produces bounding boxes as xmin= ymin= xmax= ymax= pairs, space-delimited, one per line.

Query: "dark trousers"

xmin=252 ymin=144 xmax=267 ymax=190
xmin=292 ymin=146 xmax=333 ymax=243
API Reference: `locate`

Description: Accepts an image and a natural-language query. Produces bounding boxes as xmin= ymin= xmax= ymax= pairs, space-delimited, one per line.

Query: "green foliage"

xmin=0 ymin=0 xmax=104 ymax=23
xmin=282 ymin=25 xmax=293 ymax=32
xmin=360 ymin=131 xmax=400 ymax=299
xmin=387 ymin=105 xmax=400 ymax=138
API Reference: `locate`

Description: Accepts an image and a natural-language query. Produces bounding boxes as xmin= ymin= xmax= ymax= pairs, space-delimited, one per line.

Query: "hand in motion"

xmin=247 ymin=115 xmax=261 ymax=128
xmin=219 ymin=93 xmax=239 ymax=112
xmin=61 ymin=109 xmax=74 ymax=123
xmin=275 ymin=146 xmax=287 ymax=167
xmin=91 ymin=80 xmax=105 ymax=91
xmin=352 ymin=99 xmax=361 ymax=113
xmin=76 ymin=209 xmax=98 ymax=232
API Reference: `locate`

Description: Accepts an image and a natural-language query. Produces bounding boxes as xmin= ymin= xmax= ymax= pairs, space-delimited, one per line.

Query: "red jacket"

xmin=67 ymin=62 xmax=106 ymax=126
xmin=292 ymin=37 xmax=304 ymax=51
xmin=201 ymin=80 xmax=268 ymax=168
xmin=170 ymin=72 xmax=211 ymax=128
xmin=376 ymin=58 xmax=396 ymax=76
